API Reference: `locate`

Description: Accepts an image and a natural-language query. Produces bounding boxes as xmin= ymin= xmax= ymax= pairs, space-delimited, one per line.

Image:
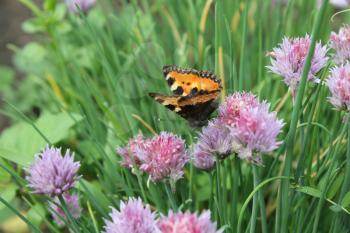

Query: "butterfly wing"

xmin=162 ymin=65 xmax=222 ymax=96
xmin=149 ymin=90 xmax=220 ymax=127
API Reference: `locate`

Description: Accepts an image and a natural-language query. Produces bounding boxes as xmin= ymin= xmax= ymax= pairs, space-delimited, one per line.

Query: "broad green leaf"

xmin=0 ymin=112 xmax=83 ymax=165
xmin=296 ymin=186 xmax=321 ymax=198
xmin=0 ymin=66 xmax=14 ymax=92
xmin=27 ymin=204 xmax=45 ymax=226
xmin=22 ymin=18 xmax=45 ymax=34
xmin=14 ymin=42 xmax=46 ymax=74
xmin=0 ymin=184 xmax=16 ymax=211
xmin=341 ymin=191 xmax=350 ymax=208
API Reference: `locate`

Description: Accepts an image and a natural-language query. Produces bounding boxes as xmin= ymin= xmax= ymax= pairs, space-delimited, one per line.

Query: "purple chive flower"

xmin=137 ymin=132 xmax=189 ymax=182
xmin=193 ymin=120 xmax=233 ymax=170
xmin=229 ymin=102 xmax=284 ymax=163
xmin=117 ymin=134 xmax=147 ymax=169
xmin=158 ymin=210 xmax=223 ymax=233
xmin=267 ymin=35 xmax=328 ymax=97
xmin=65 ymin=0 xmax=96 ymax=13
xmin=103 ymin=198 xmax=160 ymax=233
xmin=330 ymin=25 xmax=350 ymax=65
xmin=49 ymin=194 xmax=81 ymax=225
xmin=218 ymin=92 xmax=259 ymax=126
xmin=318 ymin=0 xmax=350 ymax=9
xmin=326 ymin=64 xmax=350 ymax=111
xmin=25 ymin=146 xmax=81 ymax=196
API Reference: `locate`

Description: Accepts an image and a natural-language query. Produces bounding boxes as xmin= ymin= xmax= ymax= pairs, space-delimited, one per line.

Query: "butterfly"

xmin=149 ymin=65 xmax=222 ymax=127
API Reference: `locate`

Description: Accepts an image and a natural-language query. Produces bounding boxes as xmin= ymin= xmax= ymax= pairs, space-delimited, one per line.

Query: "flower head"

xmin=103 ymin=198 xmax=159 ymax=233
xmin=49 ymin=194 xmax=81 ymax=225
xmin=318 ymin=0 xmax=350 ymax=9
xmin=218 ymin=92 xmax=258 ymax=125
xmin=267 ymin=35 xmax=328 ymax=97
xmin=138 ymin=132 xmax=188 ymax=182
xmin=326 ymin=64 xmax=350 ymax=111
xmin=193 ymin=120 xmax=233 ymax=170
xmin=158 ymin=210 xmax=223 ymax=233
xmin=229 ymin=102 xmax=284 ymax=163
xmin=25 ymin=146 xmax=81 ymax=196
xmin=330 ymin=25 xmax=350 ymax=64
xmin=65 ymin=0 xmax=96 ymax=13
xmin=117 ymin=134 xmax=147 ymax=169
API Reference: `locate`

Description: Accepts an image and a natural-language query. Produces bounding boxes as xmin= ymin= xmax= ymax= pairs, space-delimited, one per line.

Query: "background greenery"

xmin=1 ymin=0 xmax=350 ymax=232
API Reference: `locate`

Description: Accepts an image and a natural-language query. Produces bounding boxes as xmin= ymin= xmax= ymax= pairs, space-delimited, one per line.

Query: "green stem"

xmin=311 ymin=120 xmax=348 ymax=233
xmin=238 ymin=0 xmax=250 ymax=91
xmin=279 ymin=0 xmax=328 ymax=232
xmin=58 ymin=195 xmax=80 ymax=233
xmin=237 ymin=176 xmax=291 ymax=233
xmin=215 ymin=156 xmax=223 ymax=225
xmin=135 ymin=170 xmax=148 ymax=203
xmin=250 ymin=166 xmax=259 ymax=233
xmin=231 ymin=157 xmax=239 ymax=229
xmin=164 ymin=182 xmax=177 ymax=211
xmin=255 ymin=166 xmax=268 ymax=233
xmin=0 ymin=196 xmax=42 ymax=233
xmin=330 ymin=114 xmax=350 ymax=233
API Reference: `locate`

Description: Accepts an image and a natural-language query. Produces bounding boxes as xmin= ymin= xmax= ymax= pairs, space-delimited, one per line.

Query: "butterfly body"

xmin=149 ymin=65 xmax=222 ymax=127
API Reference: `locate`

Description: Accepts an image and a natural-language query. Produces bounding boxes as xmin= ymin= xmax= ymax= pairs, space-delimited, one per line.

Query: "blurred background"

xmin=0 ymin=0 xmax=33 ymax=132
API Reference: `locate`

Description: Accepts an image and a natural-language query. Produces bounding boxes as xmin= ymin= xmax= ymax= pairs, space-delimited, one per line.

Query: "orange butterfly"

xmin=149 ymin=65 xmax=222 ymax=127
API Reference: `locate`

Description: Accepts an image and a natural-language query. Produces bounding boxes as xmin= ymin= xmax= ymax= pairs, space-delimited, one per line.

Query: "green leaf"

xmin=329 ymin=204 xmax=343 ymax=213
xmin=0 ymin=66 xmax=14 ymax=92
xmin=22 ymin=18 xmax=46 ymax=34
xmin=296 ymin=186 xmax=321 ymax=198
xmin=0 ymin=184 xmax=16 ymax=211
xmin=0 ymin=112 xmax=83 ymax=165
xmin=78 ymin=179 xmax=109 ymax=213
xmin=14 ymin=42 xmax=47 ymax=74
xmin=327 ymin=174 xmax=344 ymax=199
xmin=341 ymin=191 xmax=350 ymax=208
xmin=43 ymin=0 xmax=57 ymax=11
xmin=27 ymin=204 xmax=45 ymax=226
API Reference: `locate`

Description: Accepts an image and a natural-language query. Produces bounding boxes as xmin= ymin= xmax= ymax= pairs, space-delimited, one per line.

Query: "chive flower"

xmin=103 ymin=198 xmax=159 ymax=233
xmin=49 ymin=194 xmax=81 ymax=225
xmin=138 ymin=132 xmax=189 ymax=182
xmin=65 ymin=0 xmax=96 ymax=13
xmin=25 ymin=146 xmax=81 ymax=196
xmin=326 ymin=64 xmax=350 ymax=111
xmin=330 ymin=25 xmax=350 ymax=65
xmin=158 ymin=210 xmax=223 ymax=233
xmin=267 ymin=35 xmax=328 ymax=97
xmin=218 ymin=92 xmax=258 ymax=125
xmin=229 ymin=102 xmax=284 ymax=163
xmin=193 ymin=120 xmax=233 ymax=170
xmin=117 ymin=134 xmax=147 ymax=169
xmin=194 ymin=92 xmax=284 ymax=166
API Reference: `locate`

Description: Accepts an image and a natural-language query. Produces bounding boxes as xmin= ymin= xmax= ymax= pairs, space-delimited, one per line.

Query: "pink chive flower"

xmin=103 ymin=198 xmax=160 ymax=233
xmin=25 ymin=146 xmax=81 ymax=196
xmin=218 ymin=92 xmax=259 ymax=125
xmin=326 ymin=64 xmax=350 ymax=111
xmin=229 ymin=102 xmax=284 ymax=163
xmin=330 ymin=25 xmax=350 ymax=65
xmin=117 ymin=134 xmax=147 ymax=169
xmin=49 ymin=194 xmax=81 ymax=225
xmin=65 ymin=0 xmax=96 ymax=13
xmin=158 ymin=210 xmax=223 ymax=233
xmin=137 ymin=132 xmax=189 ymax=182
xmin=193 ymin=120 xmax=233 ymax=170
xmin=267 ymin=35 xmax=328 ymax=97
